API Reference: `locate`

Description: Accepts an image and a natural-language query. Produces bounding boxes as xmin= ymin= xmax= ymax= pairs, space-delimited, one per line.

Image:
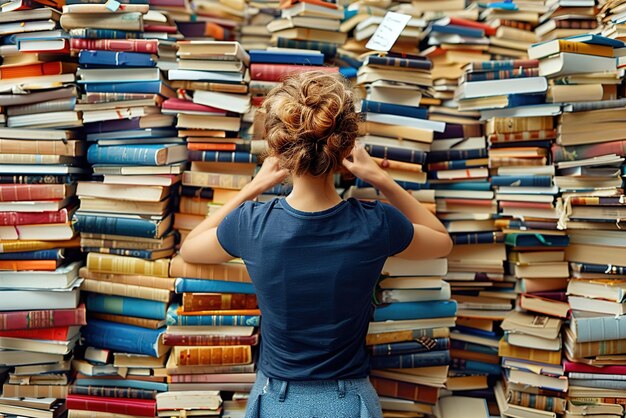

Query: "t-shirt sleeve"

xmin=382 ymin=203 xmax=414 ymax=256
xmin=216 ymin=203 xmax=245 ymax=258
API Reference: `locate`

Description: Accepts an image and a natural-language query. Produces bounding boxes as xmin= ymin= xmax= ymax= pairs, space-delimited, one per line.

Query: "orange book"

xmin=0 ymin=62 xmax=76 ymax=79
xmin=450 ymin=348 xmax=500 ymax=365
xmin=174 ymin=345 xmax=252 ymax=366
xmin=279 ymin=0 xmax=337 ymax=9
xmin=554 ymin=40 xmax=613 ymax=58
xmin=187 ymin=143 xmax=238 ymax=151
xmin=0 ymin=259 xmax=59 ymax=271
xmin=178 ymin=308 xmax=261 ymax=316
xmin=0 ymin=326 xmax=75 ymax=340
xmin=498 ymin=339 xmax=562 ymax=365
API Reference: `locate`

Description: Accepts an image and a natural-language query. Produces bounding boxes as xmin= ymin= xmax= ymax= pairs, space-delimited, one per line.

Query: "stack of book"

xmin=536 ymin=0 xmax=597 ymax=42
xmin=368 ymin=257 xmax=456 ymax=416
xmin=268 ymin=0 xmax=345 ymax=59
xmin=191 ymin=0 xmax=246 ymax=42
xmin=598 ymin=0 xmax=626 ymax=42
xmin=167 ymin=41 xmax=254 ymax=241
xmin=240 ymin=8 xmax=277 ymax=51
xmin=165 ymin=256 xmax=259 ymax=401
xmin=156 ymin=390 xmax=223 ymax=417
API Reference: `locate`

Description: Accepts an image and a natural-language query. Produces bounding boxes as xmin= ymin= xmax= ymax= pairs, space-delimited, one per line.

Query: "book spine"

xmin=487 ymin=116 xmax=553 ymax=134
xmin=80 ymin=247 xmax=164 ymax=260
xmin=369 ymin=377 xmax=439 ymax=404
xmin=465 ymin=67 xmax=539 ymax=82
xmin=450 ymin=358 xmax=502 ymax=375
xmin=87 ymin=144 xmax=159 ymax=165
xmin=187 ymin=150 xmax=257 ymax=164
xmin=492 ymin=175 xmax=553 ymax=187
xmin=69 ymin=385 xmax=157 ymax=400
xmin=551 ymin=140 xmax=626 ymax=162
xmin=451 ymin=231 xmax=504 ymax=245
xmin=83 ymin=279 xmax=171 ymax=303
xmin=69 ymin=28 xmax=143 ymax=39
xmin=74 ymin=214 xmax=161 ymax=240
xmin=84 ymin=118 xmax=142 ymax=134
xmin=276 ymin=37 xmax=337 ymax=56
xmin=488 ymin=129 xmax=557 ymax=143
xmin=370 ymin=350 xmax=450 ymax=369
xmin=175 ymin=345 xmax=252 ymax=366
xmin=0 ymin=175 xmax=74 ymax=185
xmin=427 ymin=149 xmax=488 ymax=163
xmin=82 ymin=319 xmax=162 ymax=356
xmin=0 ymin=184 xmax=67 ymax=201
xmin=498 ymin=340 xmax=561 ymax=364
xmin=0 ymin=238 xmax=80 ymax=253
xmin=182 ymin=293 xmax=258 ymax=311
xmin=373 ymin=300 xmax=457 ymax=321
xmin=81 ymin=268 xmax=174 ymax=290
xmin=84 ymin=81 xmax=163 ymax=95
xmin=557 ymin=39 xmax=612 ymax=56
xmin=78 ymin=50 xmax=156 ymax=67
xmin=66 ymin=395 xmax=156 ymax=417
xmin=70 ymin=38 xmax=158 ymax=53
xmin=366 ymin=56 xmax=431 ymax=70
xmin=0 ymin=208 xmax=70 ymax=226
xmin=370 ymin=338 xmax=449 ymax=356
xmin=507 ymin=390 xmax=567 ymax=413
xmin=182 ymin=171 xmax=251 ymax=190
xmin=86 ymin=293 xmax=167 ymax=320
xmin=169 ymin=257 xmax=250 ymax=282
xmin=87 ymin=253 xmax=169 ymax=278
xmin=365 ymin=328 xmax=450 ymax=346
xmin=0 ymin=259 xmax=58 ymax=270
xmin=2 ymin=383 xmax=67 ymax=399
xmin=174 ymin=278 xmax=255 ymax=294
xmin=0 ymin=305 xmax=86 ymax=330
xmin=89 ymin=313 xmax=163 ymax=329
xmin=171 ymin=314 xmax=260 ymax=326
xmin=472 ymin=59 xmax=538 ymax=71
xmin=361 ymin=100 xmax=428 ymax=120
xmin=163 ymin=333 xmax=258 ymax=346
xmin=577 ymin=263 xmax=626 ymax=275
xmin=0 ymin=326 xmax=69 ymax=340
xmin=0 ymin=249 xmax=62 ymax=260
xmin=363 ymin=144 xmax=427 ymax=164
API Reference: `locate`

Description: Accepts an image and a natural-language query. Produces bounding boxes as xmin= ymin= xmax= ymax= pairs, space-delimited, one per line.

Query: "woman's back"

xmin=217 ymin=197 xmax=413 ymax=380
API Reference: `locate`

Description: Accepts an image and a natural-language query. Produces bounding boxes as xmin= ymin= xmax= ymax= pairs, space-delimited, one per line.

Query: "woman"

xmin=180 ymin=71 xmax=453 ymax=418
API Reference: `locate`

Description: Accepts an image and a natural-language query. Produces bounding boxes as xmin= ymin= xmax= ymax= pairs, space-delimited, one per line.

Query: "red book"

xmin=0 ymin=259 xmax=59 ymax=271
xmin=447 ymin=17 xmax=497 ymax=36
xmin=443 ymin=198 xmax=494 ymax=207
xmin=0 ymin=206 xmax=72 ymax=226
xmin=251 ymin=96 xmax=264 ymax=107
xmin=0 ymin=304 xmax=86 ymax=331
xmin=66 ymin=395 xmax=156 ymax=417
xmin=144 ymin=25 xmax=178 ymax=33
xmin=0 ymin=184 xmax=70 ymax=201
xmin=564 ymin=360 xmax=626 ymax=375
xmin=370 ymin=377 xmax=439 ymax=404
xmin=70 ymin=38 xmax=159 ymax=54
xmin=0 ymin=326 xmax=77 ymax=340
xmin=163 ymin=333 xmax=259 ymax=347
xmin=249 ymin=63 xmax=338 ymax=82
xmin=183 ymin=293 xmax=258 ymax=311
xmin=162 ymin=98 xmax=227 ymax=115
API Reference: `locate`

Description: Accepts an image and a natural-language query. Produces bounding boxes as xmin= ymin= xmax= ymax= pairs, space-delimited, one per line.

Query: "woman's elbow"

xmin=440 ymin=234 xmax=454 ymax=258
xmin=179 ymin=240 xmax=196 ymax=263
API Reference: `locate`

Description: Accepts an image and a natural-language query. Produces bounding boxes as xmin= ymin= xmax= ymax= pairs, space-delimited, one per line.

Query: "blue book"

xmin=492 ymin=175 xmax=553 ymax=187
xmin=453 ymin=326 xmax=499 ymax=338
xmin=451 ymin=231 xmax=503 ymax=245
xmin=87 ymin=143 xmax=186 ymax=166
xmin=84 ymin=80 xmax=172 ymax=95
xmin=506 ymin=94 xmax=546 ymax=107
xmin=427 ymin=148 xmax=488 ymax=163
xmin=451 ymin=358 xmax=501 ymax=375
xmin=73 ymin=213 xmax=169 ymax=239
xmin=450 ymin=340 xmax=499 ymax=356
xmin=363 ymin=144 xmax=427 ymax=164
xmin=249 ymin=49 xmax=324 ymax=65
xmin=0 ymin=249 xmax=63 ymax=260
xmin=571 ymin=310 xmax=626 ymax=343
xmin=374 ymin=300 xmax=457 ymax=321
xmin=564 ymin=34 xmax=625 ymax=48
xmin=69 ymin=28 xmax=144 ymax=39
xmin=431 ymin=24 xmax=484 ymax=38
xmin=490 ymin=139 xmax=553 ymax=149
xmin=430 ymin=181 xmax=492 ymax=191
xmin=75 ymin=378 xmax=168 ymax=392
xmin=371 ymin=338 xmax=449 ymax=356
xmin=81 ymin=319 xmax=165 ymax=357
xmin=365 ymin=55 xmax=431 ymax=71
xmin=167 ymin=313 xmax=260 ymax=327
xmin=339 ymin=66 xmax=357 ymax=78
xmin=355 ymin=178 xmax=428 ymax=190
xmin=505 ymin=233 xmax=569 ymax=247
xmin=187 ymin=150 xmax=257 ymax=164
xmin=370 ymin=350 xmax=450 ymax=369
xmin=80 ymin=247 xmax=170 ymax=260
xmin=276 ymin=37 xmax=337 ymax=57
xmin=86 ymin=293 xmax=168 ymax=320
xmin=79 ymin=50 xmax=156 ymax=67
xmin=336 ymin=51 xmax=363 ymax=68
xmin=174 ymin=278 xmax=255 ymax=294
xmin=574 ymin=262 xmax=626 ymax=275
xmin=361 ymin=100 xmax=428 ymax=120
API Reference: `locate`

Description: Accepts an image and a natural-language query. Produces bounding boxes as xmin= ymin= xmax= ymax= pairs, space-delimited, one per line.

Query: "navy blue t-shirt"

xmin=216 ymin=197 xmax=413 ymax=381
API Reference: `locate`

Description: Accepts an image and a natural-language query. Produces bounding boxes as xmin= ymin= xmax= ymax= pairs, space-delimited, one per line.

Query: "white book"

xmin=430 ymin=136 xmax=485 ymax=151
xmin=435 ymin=190 xmax=494 ymax=199
xmin=0 ymin=262 xmax=81 ymax=290
xmin=0 ymin=281 xmax=81 ymax=311
xmin=568 ymin=295 xmax=626 ymax=316
xmin=193 ymin=90 xmax=250 ymax=114
xmin=380 ymin=283 xmax=451 ymax=303
xmin=363 ymin=112 xmax=446 ymax=132
xmin=77 ymin=68 xmax=160 ymax=83
xmin=480 ymin=104 xmax=562 ymax=120
xmin=437 ymin=396 xmax=489 ymax=418
xmin=0 ymin=74 xmax=75 ymax=94
xmin=168 ymin=69 xmax=244 ymax=83
xmin=539 ymin=52 xmax=616 ymax=77
xmin=382 ymin=257 xmax=448 ymax=276
xmin=456 ymin=77 xmax=548 ymax=99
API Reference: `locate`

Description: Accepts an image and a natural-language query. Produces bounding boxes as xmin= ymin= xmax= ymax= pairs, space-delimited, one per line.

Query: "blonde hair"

xmin=262 ymin=71 xmax=359 ymax=176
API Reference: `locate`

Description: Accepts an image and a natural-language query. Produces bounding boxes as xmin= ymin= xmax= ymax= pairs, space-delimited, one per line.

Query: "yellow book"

xmin=86 ymin=252 xmax=170 ymax=278
xmin=498 ymin=339 xmax=562 ymax=365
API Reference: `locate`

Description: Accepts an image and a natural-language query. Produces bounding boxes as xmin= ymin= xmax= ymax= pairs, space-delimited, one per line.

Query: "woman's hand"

xmin=249 ymin=156 xmax=289 ymax=194
xmin=342 ymin=143 xmax=390 ymax=187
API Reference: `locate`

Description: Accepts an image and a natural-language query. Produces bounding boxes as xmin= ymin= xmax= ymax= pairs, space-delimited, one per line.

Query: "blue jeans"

xmin=245 ymin=370 xmax=384 ymax=418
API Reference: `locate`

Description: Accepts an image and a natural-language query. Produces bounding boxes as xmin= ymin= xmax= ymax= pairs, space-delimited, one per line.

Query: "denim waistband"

xmin=257 ymin=369 xmax=371 ymax=397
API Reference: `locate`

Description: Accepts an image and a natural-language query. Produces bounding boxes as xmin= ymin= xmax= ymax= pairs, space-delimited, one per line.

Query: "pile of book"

xmin=165 ymin=256 xmax=259 ymax=411
xmin=537 ymin=0 xmax=597 ymax=42
xmin=367 ymin=257 xmax=456 ymax=416
xmin=0 ymin=0 xmax=87 ymax=413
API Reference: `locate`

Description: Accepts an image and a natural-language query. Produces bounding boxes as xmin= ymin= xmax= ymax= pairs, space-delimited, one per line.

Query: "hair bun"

xmin=262 ymin=71 xmax=359 ymax=177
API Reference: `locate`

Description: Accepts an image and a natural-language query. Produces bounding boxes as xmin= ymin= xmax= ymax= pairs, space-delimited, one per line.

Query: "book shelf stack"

xmin=536 ymin=0 xmax=597 ymax=43
xmin=478 ymin=2 xmax=541 ymax=59
xmin=0 ymin=0 xmax=86 ymax=413
xmin=367 ymin=257 xmax=456 ymax=417
xmin=165 ymin=257 xmax=259 ymax=406
xmin=240 ymin=6 xmax=277 ymax=51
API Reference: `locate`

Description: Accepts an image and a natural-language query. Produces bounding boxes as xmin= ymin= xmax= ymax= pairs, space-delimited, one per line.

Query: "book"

xmin=82 ymin=319 xmax=168 ymax=357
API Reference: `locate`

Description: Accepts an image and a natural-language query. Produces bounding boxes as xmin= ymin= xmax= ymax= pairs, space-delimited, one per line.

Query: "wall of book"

xmin=0 ymin=0 xmax=625 ymax=417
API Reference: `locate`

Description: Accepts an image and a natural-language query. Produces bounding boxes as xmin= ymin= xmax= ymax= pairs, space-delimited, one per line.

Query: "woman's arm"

xmin=179 ymin=157 xmax=289 ymax=264
xmin=343 ymin=144 xmax=453 ymax=260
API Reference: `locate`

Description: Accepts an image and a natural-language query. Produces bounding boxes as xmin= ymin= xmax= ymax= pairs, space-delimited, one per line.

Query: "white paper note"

xmin=365 ymin=11 xmax=412 ymax=52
